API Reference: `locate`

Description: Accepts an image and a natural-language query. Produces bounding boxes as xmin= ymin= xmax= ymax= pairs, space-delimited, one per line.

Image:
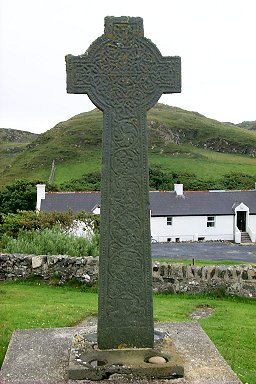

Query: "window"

xmin=207 ymin=216 xmax=215 ymax=227
xmin=167 ymin=216 xmax=172 ymax=225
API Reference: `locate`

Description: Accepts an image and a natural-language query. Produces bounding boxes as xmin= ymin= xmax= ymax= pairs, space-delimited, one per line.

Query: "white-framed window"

xmin=167 ymin=216 xmax=173 ymax=226
xmin=207 ymin=216 xmax=215 ymax=227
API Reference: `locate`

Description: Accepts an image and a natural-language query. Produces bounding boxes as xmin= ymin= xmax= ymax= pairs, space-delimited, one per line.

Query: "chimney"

xmin=174 ymin=183 xmax=183 ymax=196
xmin=36 ymin=184 xmax=46 ymax=210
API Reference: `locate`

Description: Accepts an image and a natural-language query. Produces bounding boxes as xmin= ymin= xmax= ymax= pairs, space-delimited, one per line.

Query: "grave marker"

xmin=66 ymin=16 xmax=181 ymax=350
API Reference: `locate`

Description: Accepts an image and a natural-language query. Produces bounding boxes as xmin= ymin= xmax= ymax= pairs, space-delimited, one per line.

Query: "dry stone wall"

xmin=0 ymin=254 xmax=255 ymax=298
xmin=152 ymin=262 xmax=256 ymax=298
xmin=0 ymin=254 xmax=99 ymax=286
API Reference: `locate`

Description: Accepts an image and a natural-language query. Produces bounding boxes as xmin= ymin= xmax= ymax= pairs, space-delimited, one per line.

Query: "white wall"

xmin=150 ymin=215 xmax=234 ymax=243
xmin=36 ymin=184 xmax=45 ymax=211
xmin=248 ymin=215 xmax=256 ymax=232
xmin=68 ymin=220 xmax=94 ymax=240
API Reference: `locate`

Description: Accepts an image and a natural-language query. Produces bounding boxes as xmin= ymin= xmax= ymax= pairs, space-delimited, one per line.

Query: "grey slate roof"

xmin=149 ymin=190 xmax=256 ymax=216
xmin=41 ymin=190 xmax=256 ymax=216
xmin=40 ymin=192 xmax=100 ymax=213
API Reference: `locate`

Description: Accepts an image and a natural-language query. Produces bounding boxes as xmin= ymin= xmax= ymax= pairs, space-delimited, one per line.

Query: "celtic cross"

xmin=66 ymin=16 xmax=181 ymax=349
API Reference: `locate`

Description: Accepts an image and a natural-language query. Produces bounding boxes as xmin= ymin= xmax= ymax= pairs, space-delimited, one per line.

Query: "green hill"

xmin=0 ymin=128 xmax=37 ymax=143
xmin=0 ymin=128 xmax=38 ymax=186
xmin=1 ymin=104 xmax=256 ymax=190
xmin=237 ymin=120 xmax=256 ymax=130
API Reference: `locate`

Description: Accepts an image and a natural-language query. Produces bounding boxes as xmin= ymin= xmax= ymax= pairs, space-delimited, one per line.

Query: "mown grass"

xmin=0 ymin=281 xmax=255 ymax=383
xmin=154 ymin=293 xmax=256 ymax=383
xmin=0 ymin=281 xmax=98 ymax=369
xmin=200 ymin=297 xmax=256 ymax=383
xmin=153 ymin=258 xmax=252 ymax=266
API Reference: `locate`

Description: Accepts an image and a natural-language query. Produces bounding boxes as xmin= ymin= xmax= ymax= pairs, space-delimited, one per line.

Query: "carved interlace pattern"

xmin=66 ymin=32 xmax=181 ymax=111
xmin=66 ymin=16 xmax=181 ymax=348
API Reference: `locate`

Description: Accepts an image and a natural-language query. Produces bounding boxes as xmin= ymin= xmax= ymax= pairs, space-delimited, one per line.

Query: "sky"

xmin=0 ymin=0 xmax=256 ymax=134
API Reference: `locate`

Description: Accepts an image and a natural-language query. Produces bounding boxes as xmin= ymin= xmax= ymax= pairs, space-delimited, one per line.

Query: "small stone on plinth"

xmin=148 ymin=355 xmax=167 ymax=364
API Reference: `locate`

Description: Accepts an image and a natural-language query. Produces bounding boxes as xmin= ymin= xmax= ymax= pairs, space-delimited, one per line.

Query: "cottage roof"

xmin=41 ymin=191 xmax=100 ymax=213
xmin=149 ymin=190 xmax=256 ymax=216
xmin=40 ymin=189 xmax=256 ymax=216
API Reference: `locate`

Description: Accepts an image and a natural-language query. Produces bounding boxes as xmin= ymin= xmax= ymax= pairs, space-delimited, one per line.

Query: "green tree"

xmin=149 ymin=166 xmax=174 ymax=190
xmin=0 ymin=179 xmax=59 ymax=214
xmin=221 ymin=172 xmax=255 ymax=190
xmin=0 ymin=179 xmax=37 ymax=214
xmin=60 ymin=171 xmax=101 ymax=191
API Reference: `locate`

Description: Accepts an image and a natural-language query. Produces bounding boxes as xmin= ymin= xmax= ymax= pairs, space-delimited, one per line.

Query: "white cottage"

xmin=36 ymin=183 xmax=256 ymax=244
xmin=150 ymin=184 xmax=256 ymax=243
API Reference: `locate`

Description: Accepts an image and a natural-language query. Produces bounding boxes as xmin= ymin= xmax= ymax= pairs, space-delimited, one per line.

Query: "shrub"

xmin=0 ymin=210 xmax=100 ymax=238
xmin=221 ymin=172 xmax=255 ymax=190
xmin=2 ymin=227 xmax=99 ymax=257
xmin=0 ymin=179 xmax=59 ymax=214
xmin=60 ymin=171 xmax=101 ymax=191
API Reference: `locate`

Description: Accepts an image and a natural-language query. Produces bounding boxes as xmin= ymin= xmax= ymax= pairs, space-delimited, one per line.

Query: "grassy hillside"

xmin=1 ymin=104 xmax=256 ymax=189
xmin=0 ymin=129 xmax=38 ymax=186
xmin=0 ymin=128 xmax=37 ymax=143
xmin=237 ymin=120 xmax=256 ymax=130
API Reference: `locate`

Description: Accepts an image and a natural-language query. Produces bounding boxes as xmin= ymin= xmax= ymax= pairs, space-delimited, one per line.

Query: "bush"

xmin=60 ymin=171 xmax=101 ymax=191
xmin=221 ymin=172 xmax=255 ymax=190
xmin=0 ymin=210 xmax=100 ymax=238
xmin=0 ymin=179 xmax=59 ymax=214
xmin=2 ymin=227 xmax=99 ymax=257
xmin=0 ymin=210 xmax=100 ymax=255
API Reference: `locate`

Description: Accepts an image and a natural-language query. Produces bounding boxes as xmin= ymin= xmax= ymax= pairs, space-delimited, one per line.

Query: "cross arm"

xmin=157 ymin=56 xmax=181 ymax=94
xmin=65 ymin=54 xmax=92 ymax=94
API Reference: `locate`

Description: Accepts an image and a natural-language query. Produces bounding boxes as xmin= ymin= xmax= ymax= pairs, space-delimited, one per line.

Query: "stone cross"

xmin=66 ymin=16 xmax=181 ymax=350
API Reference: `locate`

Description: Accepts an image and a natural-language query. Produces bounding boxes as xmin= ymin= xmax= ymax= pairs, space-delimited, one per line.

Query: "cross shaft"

xmin=66 ymin=16 xmax=181 ymax=349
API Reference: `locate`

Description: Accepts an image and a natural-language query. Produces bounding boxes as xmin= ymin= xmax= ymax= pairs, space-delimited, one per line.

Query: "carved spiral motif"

xmin=66 ymin=17 xmax=181 ymax=347
xmin=66 ymin=33 xmax=181 ymax=112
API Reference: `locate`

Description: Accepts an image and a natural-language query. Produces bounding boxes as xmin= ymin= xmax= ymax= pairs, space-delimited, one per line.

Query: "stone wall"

xmin=0 ymin=254 xmax=255 ymax=298
xmin=152 ymin=262 xmax=256 ymax=298
xmin=0 ymin=254 xmax=99 ymax=286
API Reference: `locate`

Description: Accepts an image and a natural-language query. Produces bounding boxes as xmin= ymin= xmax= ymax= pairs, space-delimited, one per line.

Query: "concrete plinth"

xmin=69 ymin=330 xmax=184 ymax=380
xmin=0 ymin=320 xmax=242 ymax=384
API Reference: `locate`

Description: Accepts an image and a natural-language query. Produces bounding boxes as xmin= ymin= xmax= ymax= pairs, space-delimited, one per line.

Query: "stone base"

xmin=0 ymin=321 xmax=242 ymax=384
xmin=69 ymin=330 xmax=184 ymax=380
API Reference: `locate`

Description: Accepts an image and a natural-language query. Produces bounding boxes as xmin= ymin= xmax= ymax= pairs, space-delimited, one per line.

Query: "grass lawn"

xmin=0 ymin=281 xmax=255 ymax=383
xmin=152 ymin=258 xmax=252 ymax=266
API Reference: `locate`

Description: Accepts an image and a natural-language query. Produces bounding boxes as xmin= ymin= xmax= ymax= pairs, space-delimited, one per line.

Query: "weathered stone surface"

xmin=32 ymin=255 xmax=43 ymax=269
xmin=0 ymin=254 xmax=99 ymax=286
xmin=1 ymin=254 xmax=255 ymax=297
xmin=69 ymin=330 xmax=183 ymax=380
xmin=66 ymin=16 xmax=181 ymax=350
xmin=0 ymin=321 xmax=242 ymax=383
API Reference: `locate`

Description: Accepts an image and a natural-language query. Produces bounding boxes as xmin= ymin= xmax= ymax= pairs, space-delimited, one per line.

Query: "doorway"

xmin=237 ymin=211 xmax=246 ymax=232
